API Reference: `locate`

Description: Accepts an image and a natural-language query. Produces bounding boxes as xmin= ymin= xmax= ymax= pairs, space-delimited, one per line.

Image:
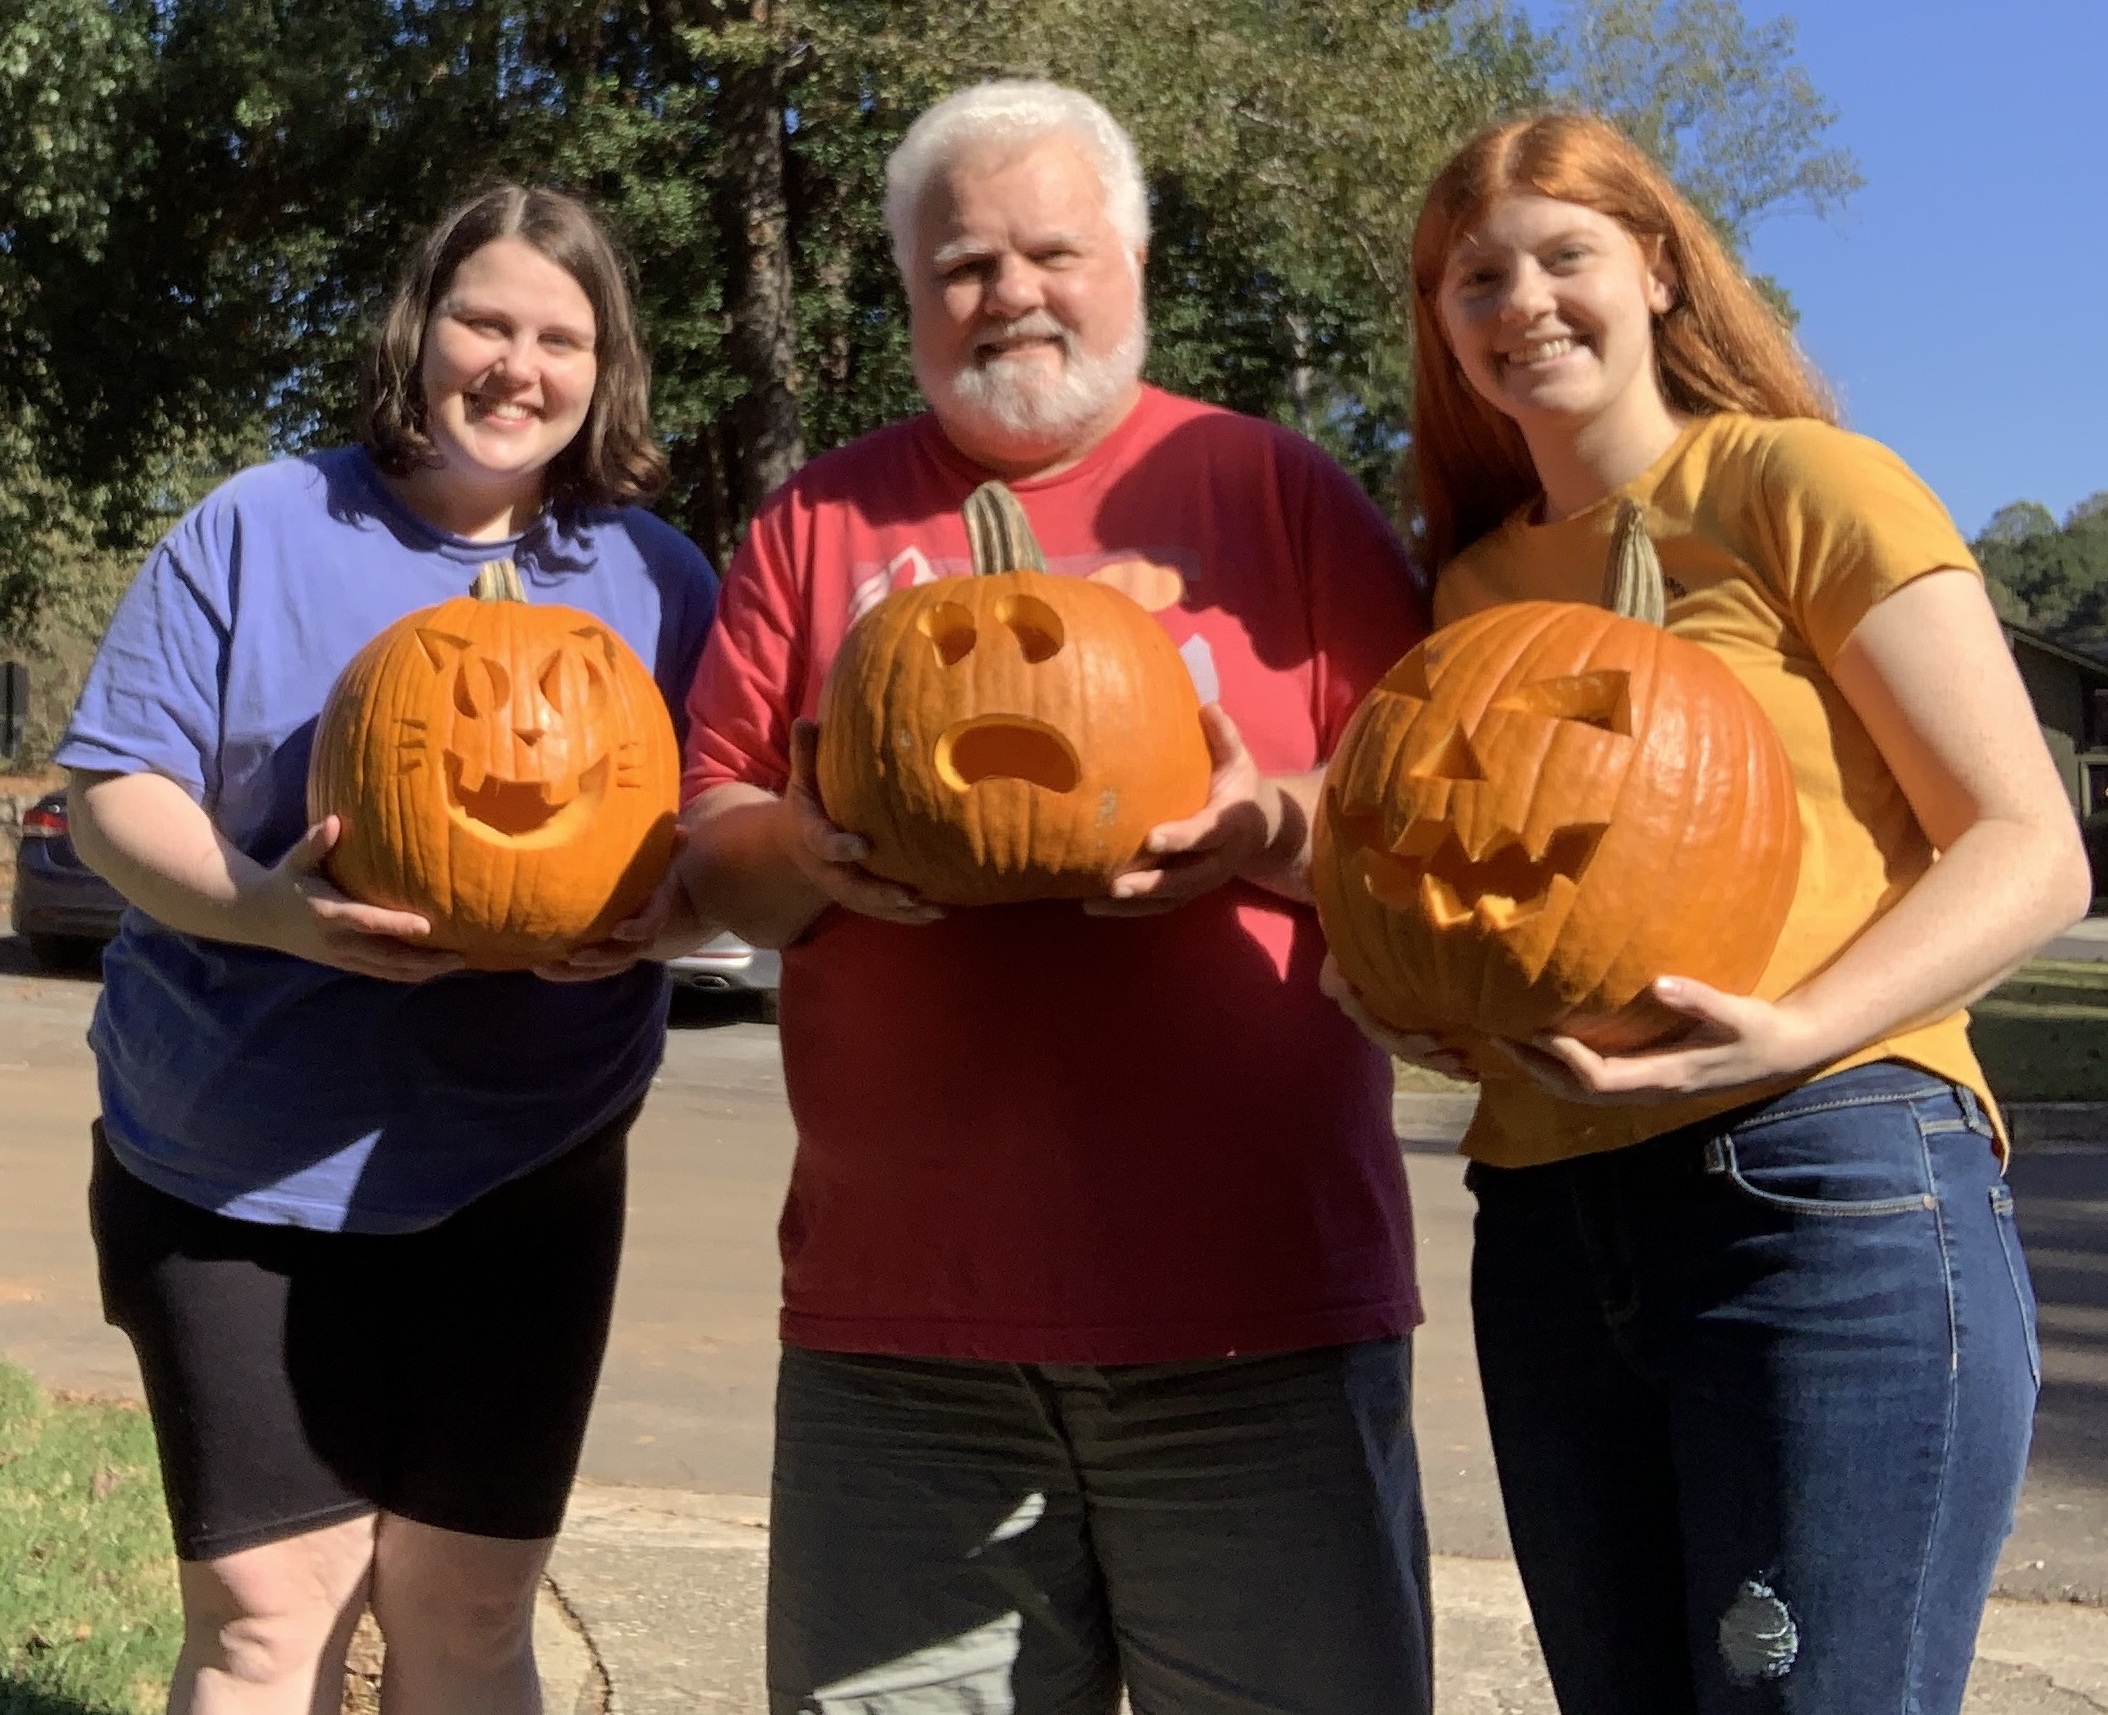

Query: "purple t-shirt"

xmin=57 ymin=448 xmax=717 ymax=1232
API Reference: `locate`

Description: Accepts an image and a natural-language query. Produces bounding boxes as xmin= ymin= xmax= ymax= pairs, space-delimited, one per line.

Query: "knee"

xmin=413 ymin=1583 xmax=538 ymax=1667
xmin=181 ymin=1574 xmax=358 ymax=1690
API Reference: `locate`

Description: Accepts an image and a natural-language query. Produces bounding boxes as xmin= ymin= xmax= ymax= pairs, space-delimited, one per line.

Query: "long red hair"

xmin=1406 ymin=111 xmax=1834 ymax=572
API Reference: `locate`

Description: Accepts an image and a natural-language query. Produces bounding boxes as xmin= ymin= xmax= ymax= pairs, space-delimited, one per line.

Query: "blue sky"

xmin=1516 ymin=1 xmax=2108 ymax=537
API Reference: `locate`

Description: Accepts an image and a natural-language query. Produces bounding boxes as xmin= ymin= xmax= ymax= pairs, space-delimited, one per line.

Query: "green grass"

xmin=1974 ymin=958 xmax=2108 ymax=1106
xmin=0 ymin=1364 xmax=179 ymax=1715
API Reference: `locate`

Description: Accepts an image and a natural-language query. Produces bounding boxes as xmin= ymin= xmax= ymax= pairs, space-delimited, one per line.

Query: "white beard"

xmin=935 ymin=310 xmax=1148 ymax=446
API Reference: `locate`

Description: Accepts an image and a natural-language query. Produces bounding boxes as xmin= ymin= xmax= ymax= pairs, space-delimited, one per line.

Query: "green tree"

xmin=1545 ymin=0 xmax=1861 ymax=250
xmin=1976 ymin=491 xmax=2108 ymax=659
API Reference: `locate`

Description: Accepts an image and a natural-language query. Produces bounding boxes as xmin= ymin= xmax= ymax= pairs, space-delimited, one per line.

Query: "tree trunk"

xmin=715 ymin=12 xmax=804 ymax=532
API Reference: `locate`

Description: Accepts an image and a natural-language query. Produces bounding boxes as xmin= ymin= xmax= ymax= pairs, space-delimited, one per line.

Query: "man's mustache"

xmin=973 ymin=313 xmax=1075 ymax=357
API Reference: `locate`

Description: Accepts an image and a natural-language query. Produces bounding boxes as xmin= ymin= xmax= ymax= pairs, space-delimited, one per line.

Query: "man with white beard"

xmin=679 ymin=80 xmax=1435 ymax=1714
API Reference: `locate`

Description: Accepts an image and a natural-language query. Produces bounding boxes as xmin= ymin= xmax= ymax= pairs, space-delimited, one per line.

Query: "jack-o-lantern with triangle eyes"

xmin=1312 ymin=505 xmax=1802 ymax=1054
xmin=816 ymin=482 xmax=1213 ymax=906
xmin=307 ymin=560 xmax=680 ymax=969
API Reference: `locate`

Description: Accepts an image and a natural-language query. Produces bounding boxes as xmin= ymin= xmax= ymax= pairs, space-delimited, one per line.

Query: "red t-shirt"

xmin=684 ymin=386 xmax=1430 ymax=1362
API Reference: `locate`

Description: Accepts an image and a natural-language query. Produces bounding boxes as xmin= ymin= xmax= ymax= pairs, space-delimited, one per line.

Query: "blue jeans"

xmin=767 ymin=1339 xmax=1431 ymax=1714
xmin=1468 ymin=1061 xmax=2040 ymax=1714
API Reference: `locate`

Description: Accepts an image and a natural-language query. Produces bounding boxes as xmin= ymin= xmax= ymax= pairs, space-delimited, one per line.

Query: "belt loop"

xmin=1703 ymin=1136 xmax=1733 ymax=1175
xmin=1954 ymin=1085 xmax=1982 ymax=1126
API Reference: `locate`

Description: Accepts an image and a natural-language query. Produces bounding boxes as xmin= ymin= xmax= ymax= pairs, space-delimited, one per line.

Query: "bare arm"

xmin=1519 ymin=571 xmax=2092 ymax=1100
xmin=676 ymin=723 xmax=942 ymax=951
xmin=68 ymin=768 xmax=464 ymax=982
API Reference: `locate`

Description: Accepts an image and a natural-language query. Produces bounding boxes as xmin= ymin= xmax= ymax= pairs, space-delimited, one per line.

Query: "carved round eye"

xmin=453 ymin=656 xmax=510 ymax=717
xmin=918 ymin=602 xmax=978 ymax=667
xmin=995 ymin=594 xmax=1064 ymax=663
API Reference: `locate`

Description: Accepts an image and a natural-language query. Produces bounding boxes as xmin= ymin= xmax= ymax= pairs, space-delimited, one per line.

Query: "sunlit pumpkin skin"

xmin=1312 ymin=506 xmax=1801 ymax=1053
xmin=307 ymin=561 xmax=680 ymax=969
xmin=815 ymin=483 xmax=1212 ymax=906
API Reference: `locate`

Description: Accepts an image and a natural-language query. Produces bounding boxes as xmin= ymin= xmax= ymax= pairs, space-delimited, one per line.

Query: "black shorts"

xmin=89 ymin=1104 xmax=635 ymax=1561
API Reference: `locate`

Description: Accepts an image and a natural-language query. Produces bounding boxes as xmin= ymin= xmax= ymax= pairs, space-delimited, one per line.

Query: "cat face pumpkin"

xmin=309 ymin=593 xmax=679 ymax=968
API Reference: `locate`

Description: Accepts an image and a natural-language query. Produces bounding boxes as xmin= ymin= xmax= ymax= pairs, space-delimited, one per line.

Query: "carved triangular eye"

xmin=1406 ymin=722 xmax=1486 ymax=782
xmin=1494 ymin=670 xmax=1633 ymax=735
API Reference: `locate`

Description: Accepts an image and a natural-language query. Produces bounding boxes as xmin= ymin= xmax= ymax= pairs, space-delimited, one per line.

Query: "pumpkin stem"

xmin=963 ymin=482 xmax=1048 ymax=576
xmin=1603 ymin=501 xmax=1667 ymax=627
xmin=471 ymin=558 xmax=527 ymax=603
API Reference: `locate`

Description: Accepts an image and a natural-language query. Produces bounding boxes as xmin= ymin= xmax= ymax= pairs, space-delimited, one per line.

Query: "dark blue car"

xmin=10 ymin=789 xmax=124 ymax=970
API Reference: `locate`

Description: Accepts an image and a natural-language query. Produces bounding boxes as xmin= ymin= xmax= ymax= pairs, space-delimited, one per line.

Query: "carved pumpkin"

xmin=307 ymin=560 xmax=680 ymax=969
xmin=815 ymin=482 xmax=1212 ymax=905
xmin=1312 ymin=504 xmax=1801 ymax=1052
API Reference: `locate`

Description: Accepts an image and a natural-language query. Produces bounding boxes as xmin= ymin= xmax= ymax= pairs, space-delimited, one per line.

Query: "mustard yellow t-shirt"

xmin=1435 ymin=411 xmax=1997 ymax=1168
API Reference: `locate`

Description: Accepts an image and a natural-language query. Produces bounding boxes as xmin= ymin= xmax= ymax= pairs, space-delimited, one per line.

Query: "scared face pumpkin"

xmin=1312 ymin=594 xmax=1801 ymax=1052
xmin=308 ymin=563 xmax=679 ymax=968
xmin=815 ymin=482 xmax=1212 ymax=906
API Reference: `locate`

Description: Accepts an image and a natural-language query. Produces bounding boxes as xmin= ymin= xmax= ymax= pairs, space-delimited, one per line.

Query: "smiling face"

xmin=908 ymin=133 xmax=1147 ymax=477
xmin=413 ymin=237 xmax=599 ymax=536
xmin=1312 ymin=599 xmax=1802 ymax=1050
xmin=1435 ymin=193 xmax=1678 ymax=460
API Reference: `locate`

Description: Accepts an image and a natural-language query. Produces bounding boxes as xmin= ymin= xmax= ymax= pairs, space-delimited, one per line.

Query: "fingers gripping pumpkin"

xmin=1312 ymin=504 xmax=1801 ymax=1053
xmin=815 ymin=482 xmax=1213 ymax=906
xmin=308 ymin=559 xmax=680 ymax=968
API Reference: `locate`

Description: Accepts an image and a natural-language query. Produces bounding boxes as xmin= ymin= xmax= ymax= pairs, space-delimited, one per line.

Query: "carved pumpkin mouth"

xmin=446 ymin=754 xmax=611 ymax=847
xmin=1342 ymin=812 xmax=1607 ymax=932
xmin=933 ymin=716 xmax=1082 ymax=795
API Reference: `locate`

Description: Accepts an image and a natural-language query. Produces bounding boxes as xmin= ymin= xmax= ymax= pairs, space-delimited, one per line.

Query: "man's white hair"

xmin=884 ymin=79 xmax=1150 ymax=278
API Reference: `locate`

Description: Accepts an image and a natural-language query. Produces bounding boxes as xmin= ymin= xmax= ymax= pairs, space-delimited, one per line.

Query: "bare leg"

xmin=170 ymin=1514 xmax=376 ymax=1715
xmin=369 ymin=1514 xmax=554 ymax=1715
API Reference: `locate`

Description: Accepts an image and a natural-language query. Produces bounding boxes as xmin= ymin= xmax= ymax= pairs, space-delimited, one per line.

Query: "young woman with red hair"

xmin=1342 ymin=111 xmax=2089 ymax=1712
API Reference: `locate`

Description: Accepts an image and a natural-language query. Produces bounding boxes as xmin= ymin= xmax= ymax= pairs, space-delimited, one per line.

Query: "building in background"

xmin=2006 ymin=623 xmax=2108 ymax=901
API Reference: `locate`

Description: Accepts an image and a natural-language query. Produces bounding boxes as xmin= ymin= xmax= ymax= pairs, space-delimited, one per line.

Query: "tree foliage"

xmin=0 ymin=0 xmax=1861 ymax=764
xmin=1977 ymin=492 xmax=2108 ymax=660
xmin=1545 ymin=0 xmax=1860 ymax=251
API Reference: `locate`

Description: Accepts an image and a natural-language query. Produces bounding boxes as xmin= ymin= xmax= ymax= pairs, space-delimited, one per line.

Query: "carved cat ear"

xmin=417 ymin=629 xmax=474 ymax=672
xmin=571 ymin=624 xmax=623 ymax=672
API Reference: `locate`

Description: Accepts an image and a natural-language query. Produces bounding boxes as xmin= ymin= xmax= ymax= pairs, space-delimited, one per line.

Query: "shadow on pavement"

xmin=2008 ymin=1142 xmax=2108 ymax=1494
xmin=0 ymin=934 xmax=102 ymax=983
xmin=667 ymin=988 xmax=776 ymax=1033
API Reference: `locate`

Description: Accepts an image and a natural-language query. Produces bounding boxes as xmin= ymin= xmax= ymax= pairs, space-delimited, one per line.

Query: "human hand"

xmin=1495 ymin=976 xmax=1827 ymax=1104
xmin=781 ymin=719 xmax=943 ymax=926
xmin=256 ymin=817 xmax=466 ymax=983
xmin=533 ymin=825 xmax=719 ymax=983
xmin=1086 ymin=705 xmax=1288 ymax=917
xmin=1318 ymin=955 xmax=1479 ymax=1080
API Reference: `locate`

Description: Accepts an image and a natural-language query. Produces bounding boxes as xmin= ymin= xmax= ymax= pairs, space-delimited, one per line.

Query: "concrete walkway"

xmin=3 ymin=942 xmax=2107 ymax=1711
xmin=2046 ymin=915 xmax=2108 ymax=962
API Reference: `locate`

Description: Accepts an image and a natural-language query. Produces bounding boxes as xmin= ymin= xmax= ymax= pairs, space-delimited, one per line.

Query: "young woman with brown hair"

xmin=60 ymin=186 xmax=718 ymax=1714
xmin=1345 ymin=111 xmax=2088 ymax=1711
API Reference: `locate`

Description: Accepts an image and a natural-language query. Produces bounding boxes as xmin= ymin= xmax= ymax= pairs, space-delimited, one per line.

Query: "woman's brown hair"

xmin=363 ymin=185 xmax=667 ymax=513
xmin=1406 ymin=111 xmax=1834 ymax=571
